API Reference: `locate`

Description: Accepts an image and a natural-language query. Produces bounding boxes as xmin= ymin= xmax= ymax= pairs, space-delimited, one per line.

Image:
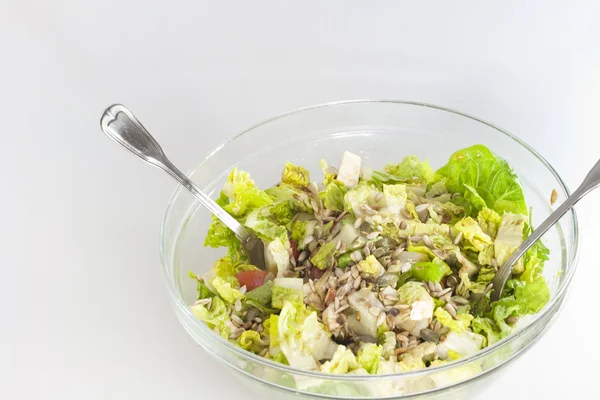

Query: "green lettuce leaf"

xmin=455 ymin=217 xmax=493 ymax=252
xmin=291 ymin=220 xmax=307 ymax=243
xmin=426 ymin=179 xmax=448 ymax=198
xmin=491 ymin=276 xmax=550 ymax=336
xmin=275 ymin=301 xmax=338 ymax=370
xmin=237 ymin=330 xmax=268 ymax=354
xmin=272 ymin=351 xmax=289 ymax=365
xmin=190 ymin=297 xmax=231 ymax=338
xmin=281 ymin=162 xmax=310 ymax=187
xmin=320 ymin=181 xmax=347 ymax=212
xmin=272 ymin=286 xmax=303 ymax=309
xmin=477 ymin=207 xmax=502 ymax=238
xmin=358 ymin=255 xmax=384 ymax=276
xmin=411 ymin=257 xmax=452 ymax=283
xmin=521 ymin=214 xmax=550 ymax=282
xmin=310 ymin=241 xmax=337 ymax=270
xmin=319 ymin=159 xmax=337 ymax=185
xmin=245 ymin=280 xmax=273 ymax=306
xmin=212 ymin=276 xmax=245 ymax=303
xmin=344 ymin=183 xmax=382 ymax=216
xmin=383 ymin=156 xmax=435 ymax=184
xmin=436 ymin=144 xmax=527 ymax=215
xmin=222 ymin=168 xmax=273 ymax=216
xmin=357 ymin=343 xmax=383 ymax=374
xmin=381 ymin=331 xmax=397 ymax=359
xmin=471 ymin=317 xmax=502 ymax=346
xmin=244 ymin=207 xmax=289 ymax=243
xmin=320 ymin=345 xmax=360 ymax=374
xmin=188 ymin=271 xmax=214 ymax=300
xmin=434 ymin=307 xmax=474 ymax=333
xmin=476 ymin=265 xmax=496 ymax=284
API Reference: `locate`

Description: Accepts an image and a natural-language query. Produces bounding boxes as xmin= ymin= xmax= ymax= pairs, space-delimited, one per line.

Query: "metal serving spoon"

xmin=491 ymin=157 xmax=600 ymax=301
xmin=100 ymin=104 xmax=266 ymax=269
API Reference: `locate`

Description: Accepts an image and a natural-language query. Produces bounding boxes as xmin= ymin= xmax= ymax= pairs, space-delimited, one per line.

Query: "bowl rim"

xmin=161 ymin=99 xmax=580 ymax=381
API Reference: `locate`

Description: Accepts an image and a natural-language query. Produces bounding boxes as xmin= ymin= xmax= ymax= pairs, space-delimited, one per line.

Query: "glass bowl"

xmin=161 ymin=101 xmax=579 ymax=399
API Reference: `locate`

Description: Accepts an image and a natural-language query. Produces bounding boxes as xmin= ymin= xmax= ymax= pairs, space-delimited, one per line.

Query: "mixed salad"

xmin=189 ymin=145 xmax=550 ymax=376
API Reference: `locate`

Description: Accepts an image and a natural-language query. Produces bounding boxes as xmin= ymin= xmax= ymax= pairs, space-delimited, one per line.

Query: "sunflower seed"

xmin=444 ymin=303 xmax=457 ymax=319
xmin=244 ymin=308 xmax=259 ymax=322
xmin=420 ymin=328 xmax=440 ymax=343
xmin=353 ymin=277 xmax=362 ymax=289
xmin=372 ymin=247 xmax=386 ymax=258
xmin=363 ymin=245 xmax=371 ymax=257
xmin=507 ymin=316 xmax=520 ymax=325
xmin=194 ymin=298 xmax=212 ymax=306
xmin=446 ymin=275 xmax=459 ymax=288
xmin=308 ymin=241 xmax=318 ymax=252
xmin=401 ymin=262 xmax=412 ymax=273
xmin=453 ymin=231 xmax=463 ymax=245
xmin=434 ymin=282 xmax=443 ymax=293
xmin=423 ymin=235 xmax=434 ymax=249
xmin=376 ymin=312 xmax=386 ymax=327
xmin=360 ymin=221 xmax=372 ymax=233
xmin=298 ymin=250 xmax=308 ymax=262
xmin=310 ymin=199 xmax=319 ymax=212
xmin=336 ymin=304 xmax=349 ymax=314
xmin=354 ymin=217 xmax=364 ymax=229
xmin=396 ymin=333 xmax=409 ymax=342
xmin=436 ymin=287 xmax=453 ymax=297
xmin=387 ymin=260 xmax=402 ymax=273
xmin=378 ymin=256 xmax=391 ymax=267
xmin=334 ymin=268 xmax=344 ymax=278
xmin=303 ymin=235 xmax=315 ymax=246
xmin=351 ymin=250 xmax=363 ymax=263
xmin=351 ymin=236 xmax=367 ymax=249
xmin=351 ymin=265 xmax=360 ymax=278
xmin=340 ymin=270 xmax=352 ymax=282
xmin=366 ymin=231 xmax=381 ymax=240
xmin=452 ymin=296 xmax=470 ymax=305
xmin=415 ymin=204 xmax=429 ymax=212
xmin=376 ymin=274 xmax=399 ymax=289
xmin=410 ymin=235 xmax=422 ymax=243
xmin=427 ymin=281 xmax=436 ymax=292
xmin=399 ymin=220 xmax=408 ymax=230
xmin=314 ymin=225 xmax=323 ymax=240
xmin=229 ymin=327 xmax=245 ymax=340
xmin=231 ymin=314 xmax=244 ymax=327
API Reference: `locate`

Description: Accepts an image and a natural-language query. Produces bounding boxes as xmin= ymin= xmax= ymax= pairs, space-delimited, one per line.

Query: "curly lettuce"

xmin=436 ymin=144 xmax=527 ymax=215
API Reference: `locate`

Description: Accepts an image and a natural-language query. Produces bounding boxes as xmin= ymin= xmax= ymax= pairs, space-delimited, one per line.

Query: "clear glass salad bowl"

xmin=161 ymin=101 xmax=579 ymax=399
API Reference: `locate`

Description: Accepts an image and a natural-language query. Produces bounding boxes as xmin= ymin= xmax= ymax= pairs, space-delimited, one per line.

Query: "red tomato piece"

xmin=236 ymin=270 xmax=269 ymax=292
xmin=290 ymin=239 xmax=300 ymax=262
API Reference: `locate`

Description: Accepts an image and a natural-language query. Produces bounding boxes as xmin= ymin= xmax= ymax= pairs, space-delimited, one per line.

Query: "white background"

xmin=3 ymin=1 xmax=599 ymax=399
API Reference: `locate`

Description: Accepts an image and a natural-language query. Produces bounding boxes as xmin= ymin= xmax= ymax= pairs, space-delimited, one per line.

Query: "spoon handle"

xmin=100 ymin=104 xmax=253 ymax=243
xmin=491 ymin=157 xmax=600 ymax=301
